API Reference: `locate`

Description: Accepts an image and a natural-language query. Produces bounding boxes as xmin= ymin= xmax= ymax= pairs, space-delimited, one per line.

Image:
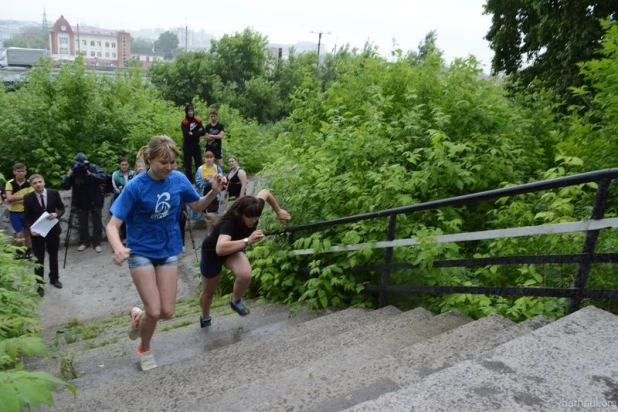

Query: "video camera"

xmin=73 ymin=160 xmax=90 ymax=171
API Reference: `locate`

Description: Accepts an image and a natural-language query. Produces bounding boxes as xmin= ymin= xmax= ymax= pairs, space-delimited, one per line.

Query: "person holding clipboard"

xmin=23 ymin=174 xmax=65 ymax=297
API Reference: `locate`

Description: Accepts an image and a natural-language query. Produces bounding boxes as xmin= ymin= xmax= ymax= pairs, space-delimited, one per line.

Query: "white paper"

xmin=30 ymin=211 xmax=59 ymax=238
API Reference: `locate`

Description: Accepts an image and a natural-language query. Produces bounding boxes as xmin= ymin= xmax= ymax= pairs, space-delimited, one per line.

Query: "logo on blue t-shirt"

xmin=152 ymin=192 xmax=171 ymax=219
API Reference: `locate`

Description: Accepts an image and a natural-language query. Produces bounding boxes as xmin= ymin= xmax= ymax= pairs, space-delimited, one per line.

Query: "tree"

xmin=405 ymin=30 xmax=443 ymax=66
xmin=131 ymin=37 xmax=155 ymax=54
xmin=271 ymin=48 xmax=319 ymax=117
xmin=155 ymin=31 xmax=180 ymax=60
xmin=148 ymin=51 xmax=219 ymax=106
xmin=484 ymin=1 xmax=618 ymax=102
xmin=210 ymin=28 xmax=269 ymax=90
xmin=235 ymin=77 xmax=281 ymax=123
xmin=4 ymin=36 xmax=46 ymax=49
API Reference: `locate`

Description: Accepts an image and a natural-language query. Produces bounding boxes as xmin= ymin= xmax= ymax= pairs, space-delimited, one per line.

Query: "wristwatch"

xmin=243 ymin=238 xmax=249 ymax=246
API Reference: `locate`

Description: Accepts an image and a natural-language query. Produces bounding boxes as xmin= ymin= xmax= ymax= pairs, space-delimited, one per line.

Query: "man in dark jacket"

xmin=24 ymin=174 xmax=65 ymax=296
xmin=181 ymin=104 xmax=206 ymax=183
xmin=61 ymin=152 xmax=107 ymax=253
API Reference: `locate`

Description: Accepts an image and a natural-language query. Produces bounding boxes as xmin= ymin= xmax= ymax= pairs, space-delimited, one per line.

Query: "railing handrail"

xmin=267 ymin=168 xmax=618 ymax=236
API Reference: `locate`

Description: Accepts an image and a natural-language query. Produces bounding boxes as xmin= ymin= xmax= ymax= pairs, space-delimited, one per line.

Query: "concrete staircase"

xmin=40 ymin=304 xmax=618 ymax=411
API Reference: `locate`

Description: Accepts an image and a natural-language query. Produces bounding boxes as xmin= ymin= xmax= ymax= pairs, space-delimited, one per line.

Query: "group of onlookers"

xmin=1 ymin=105 xmax=291 ymax=372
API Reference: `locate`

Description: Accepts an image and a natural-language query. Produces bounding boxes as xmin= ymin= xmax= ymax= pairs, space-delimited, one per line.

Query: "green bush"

xmin=0 ymin=231 xmax=75 ymax=410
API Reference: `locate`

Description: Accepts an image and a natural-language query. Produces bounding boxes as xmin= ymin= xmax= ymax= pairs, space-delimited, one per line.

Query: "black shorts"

xmin=200 ymin=250 xmax=245 ymax=278
xmin=205 ymin=144 xmax=222 ymax=160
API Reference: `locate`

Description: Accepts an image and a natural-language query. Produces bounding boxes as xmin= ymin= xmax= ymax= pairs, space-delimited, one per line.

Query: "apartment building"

xmin=49 ymin=15 xmax=131 ymax=67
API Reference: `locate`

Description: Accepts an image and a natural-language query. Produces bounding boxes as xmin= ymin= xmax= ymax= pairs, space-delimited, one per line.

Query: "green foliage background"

xmin=3 ymin=15 xmax=618 ymax=406
xmin=0 ymin=232 xmax=75 ymax=410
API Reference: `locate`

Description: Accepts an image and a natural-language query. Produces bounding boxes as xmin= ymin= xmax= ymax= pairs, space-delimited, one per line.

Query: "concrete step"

xmin=50 ymin=306 xmax=401 ymax=410
xmin=37 ymin=238 xmax=207 ymax=331
xmin=199 ymin=310 xmax=472 ymax=412
xmin=39 ymin=298 xmax=293 ymax=354
xmin=251 ymin=313 xmax=551 ymax=412
xmin=345 ymin=306 xmax=618 ymax=412
xmin=31 ymin=301 xmax=319 ymax=387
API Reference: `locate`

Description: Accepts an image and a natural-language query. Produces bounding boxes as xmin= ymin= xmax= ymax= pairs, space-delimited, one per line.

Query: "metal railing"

xmin=267 ymin=168 xmax=618 ymax=314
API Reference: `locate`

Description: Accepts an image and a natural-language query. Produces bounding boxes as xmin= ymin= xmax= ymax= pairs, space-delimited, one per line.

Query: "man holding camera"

xmin=61 ymin=153 xmax=107 ymax=253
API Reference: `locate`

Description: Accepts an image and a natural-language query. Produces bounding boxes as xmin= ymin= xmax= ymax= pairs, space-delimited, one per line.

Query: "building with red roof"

xmin=49 ymin=15 xmax=131 ymax=67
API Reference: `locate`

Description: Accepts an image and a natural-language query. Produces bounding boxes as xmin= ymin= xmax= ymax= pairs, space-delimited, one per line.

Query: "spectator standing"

xmin=111 ymin=157 xmax=135 ymax=243
xmin=204 ymin=109 xmax=225 ymax=168
xmin=23 ymin=174 xmax=65 ymax=297
xmin=226 ymin=156 xmax=248 ymax=201
xmin=181 ymin=104 xmax=206 ymax=183
xmin=61 ymin=152 xmax=107 ymax=253
xmin=195 ymin=151 xmax=223 ymax=234
xmin=5 ymin=163 xmax=33 ymax=258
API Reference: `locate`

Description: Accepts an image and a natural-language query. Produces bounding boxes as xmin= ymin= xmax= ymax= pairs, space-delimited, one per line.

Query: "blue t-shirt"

xmin=111 ymin=170 xmax=200 ymax=259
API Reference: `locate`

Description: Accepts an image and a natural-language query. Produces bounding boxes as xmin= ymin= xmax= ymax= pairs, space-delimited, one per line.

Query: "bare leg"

xmin=224 ymin=252 xmax=252 ymax=302
xmin=130 ymin=264 xmax=178 ymax=352
xmin=156 ymin=265 xmax=178 ymax=320
xmin=200 ymin=275 xmax=221 ymax=317
xmin=130 ymin=265 xmax=159 ymax=352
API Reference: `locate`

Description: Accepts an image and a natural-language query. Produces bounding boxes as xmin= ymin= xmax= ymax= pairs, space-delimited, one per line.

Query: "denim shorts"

xmin=128 ymin=254 xmax=178 ymax=269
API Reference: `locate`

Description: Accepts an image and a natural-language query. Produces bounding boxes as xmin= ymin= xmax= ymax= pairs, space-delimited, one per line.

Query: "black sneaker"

xmin=199 ymin=315 xmax=211 ymax=328
xmin=230 ymin=299 xmax=250 ymax=316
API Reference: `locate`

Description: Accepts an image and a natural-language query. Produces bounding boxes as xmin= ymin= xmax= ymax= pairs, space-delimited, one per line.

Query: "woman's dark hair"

xmin=118 ymin=156 xmax=128 ymax=164
xmin=221 ymin=196 xmax=265 ymax=223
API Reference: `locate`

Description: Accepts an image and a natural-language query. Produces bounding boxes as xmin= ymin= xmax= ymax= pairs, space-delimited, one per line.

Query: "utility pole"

xmin=310 ymin=30 xmax=331 ymax=64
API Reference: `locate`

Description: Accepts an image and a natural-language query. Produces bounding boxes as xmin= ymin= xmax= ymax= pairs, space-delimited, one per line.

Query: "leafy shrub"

xmin=0 ymin=231 xmax=75 ymax=410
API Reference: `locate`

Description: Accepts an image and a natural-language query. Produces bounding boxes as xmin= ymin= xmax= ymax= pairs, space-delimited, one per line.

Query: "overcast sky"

xmin=3 ymin=0 xmax=494 ymax=70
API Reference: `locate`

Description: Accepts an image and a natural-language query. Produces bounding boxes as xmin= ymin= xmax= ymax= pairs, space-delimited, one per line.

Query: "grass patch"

xmin=160 ymin=319 xmax=194 ymax=332
xmin=59 ymin=352 xmax=78 ymax=380
xmin=61 ymin=323 xmax=107 ymax=344
xmin=82 ymin=338 xmax=119 ymax=350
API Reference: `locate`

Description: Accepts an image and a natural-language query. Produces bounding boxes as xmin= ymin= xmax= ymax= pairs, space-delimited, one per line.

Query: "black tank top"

xmin=227 ymin=168 xmax=243 ymax=198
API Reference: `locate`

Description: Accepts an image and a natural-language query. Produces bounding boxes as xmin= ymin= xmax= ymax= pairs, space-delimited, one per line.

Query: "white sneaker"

xmin=95 ymin=246 xmax=102 ymax=253
xmin=77 ymin=245 xmax=87 ymax=251
xmin=128 ymin=306 xmax=143 ymax=340
xmin=138 ymin=346 xmax=157 ymax=371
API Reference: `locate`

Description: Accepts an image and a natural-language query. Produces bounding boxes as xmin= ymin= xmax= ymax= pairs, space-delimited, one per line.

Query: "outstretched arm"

xmin=188 ymin=174 xmax=226 ymax=213
xmin=256 ymin=189 xmax=291 ymax=222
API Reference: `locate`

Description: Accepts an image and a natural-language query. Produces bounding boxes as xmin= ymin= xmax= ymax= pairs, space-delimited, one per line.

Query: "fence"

xmin=267 ymin=169 xmax=618 ymax=314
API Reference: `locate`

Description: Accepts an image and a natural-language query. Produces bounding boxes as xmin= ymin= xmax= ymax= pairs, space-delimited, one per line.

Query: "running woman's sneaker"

xmin=128 ymin=306 xmax=143 ymax=340
xmin=230 ymin=299 xmax=250 ymax=316
xmin=200 ymin=315 xmax=212 ymax=328
xmin=137 ymin=345 xmax=157 ymax=371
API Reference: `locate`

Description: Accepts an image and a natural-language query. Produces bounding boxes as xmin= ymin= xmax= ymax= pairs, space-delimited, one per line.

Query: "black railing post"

xmin=566 ymin=178 xmax=612 ymax=314
xmin=379 ymin=215 xmax=397 ymax=308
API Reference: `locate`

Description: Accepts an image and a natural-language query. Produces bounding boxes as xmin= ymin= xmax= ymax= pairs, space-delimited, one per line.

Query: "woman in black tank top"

xmin=226 ymin=156 xmax=248 ymax=199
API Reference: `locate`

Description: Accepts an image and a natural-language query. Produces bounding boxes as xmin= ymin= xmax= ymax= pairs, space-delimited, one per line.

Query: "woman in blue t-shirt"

xmin=199 ymin=189 xmax=291 ymax=328
xmin=106 ymin=135 xmax=226 ymax=371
